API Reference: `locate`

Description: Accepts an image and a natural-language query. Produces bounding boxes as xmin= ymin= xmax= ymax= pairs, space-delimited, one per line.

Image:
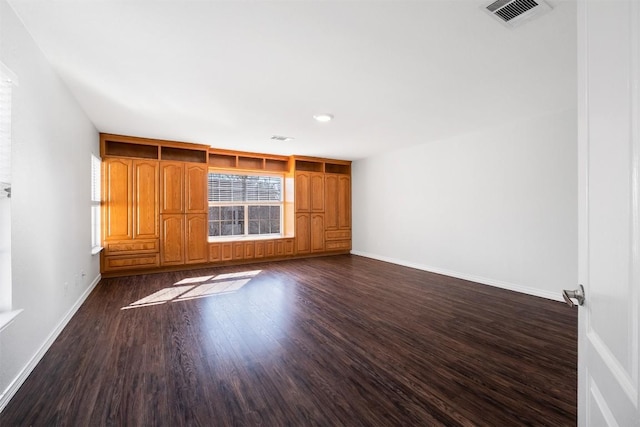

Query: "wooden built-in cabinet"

xmin=324 ymin=173 xmax=351 ymax=251
xmin=100 ymin=134 xmax=351 ymax=276
xmin=293 ymin=157 xmax=351 ymax=255
xmin=295 ymin=169 xmax=326 ymax=254
xmin=208 ymin=238 xmax=294 ymax=264
xmin=159 ymin=161 xmax=208 ymax=266
xmin=101 ymin=157 xmax=161 ymax=271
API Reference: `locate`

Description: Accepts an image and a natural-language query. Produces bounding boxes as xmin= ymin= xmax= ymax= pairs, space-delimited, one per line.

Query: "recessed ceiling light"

xmin=313 ymin=113 xmax=334 ymax=122
xmin=271 ymin=135 xmax=294 ymax=142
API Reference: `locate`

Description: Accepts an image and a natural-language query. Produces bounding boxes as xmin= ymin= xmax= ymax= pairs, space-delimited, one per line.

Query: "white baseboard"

xmin=350 ymin=250 xmax=563 ymax=303
xmin=0 ymin=274 xmax=102 ymax=413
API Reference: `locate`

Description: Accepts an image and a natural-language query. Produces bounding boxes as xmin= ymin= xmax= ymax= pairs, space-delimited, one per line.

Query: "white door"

xmin=577 ymin=0 xmax=640 ymax=425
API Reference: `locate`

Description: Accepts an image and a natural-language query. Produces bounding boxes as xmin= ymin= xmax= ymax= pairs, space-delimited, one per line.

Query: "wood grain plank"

xmin=0 ymin=255 xmax=577 ymax=426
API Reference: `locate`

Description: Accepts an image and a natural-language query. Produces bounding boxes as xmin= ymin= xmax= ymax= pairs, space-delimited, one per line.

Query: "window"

xmin=0 ymin=62 xmax=17 ymax=318
xmin=90 ymin=154 xmax=101 ymax=253
xmin=208 ymin=173 xmax=283 ymax=239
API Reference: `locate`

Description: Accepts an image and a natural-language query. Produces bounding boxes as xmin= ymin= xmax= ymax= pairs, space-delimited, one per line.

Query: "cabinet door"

xmin=133 ymin=160 xmax=159 ymax=239
xmin=311 ymin=213 xmax=325 ymax=253
xmin=324 ymin=174 xmax=338 ymax=230
xmin=310 ymin=173 xmax=325 ymax=212
xmin=232 ymin=242 xmax=244 ymax=260
xmin=265 ymin=240 xmax=275 ymax=257
xmin=160 ymin=162 xmax=184 ymax=214
xmin=209 ymin=243 xmax=221 ymax=262
xmin=295 ymin=172 xmax=310 ymax=212
xmin=160 ymin=214 xmax=184 ymax=265
xmin=244 ymin=241 xmax=255 ymax=259
xmin=338 ymin=176 xmax=351 ymax=230
xmin=185 ymin=163 xmax=208 ymax=213
xmin=296 ymin=213 xmax=310 ymax=254
xmin=255 ymin=241 xmax=265 ymax=258
xmin=220 ymin=242 xmax=233 ymax=261
xmin=185 ymin=214 xmax=207 ymax=264
xmin=103 ymin=158 xmax=133 ymax=241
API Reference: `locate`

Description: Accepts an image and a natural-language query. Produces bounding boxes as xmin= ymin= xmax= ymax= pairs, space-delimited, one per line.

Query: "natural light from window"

xmin=90 ymin=154 xmax=101 ymax=254
xmin=0 ymin=61 xmax=16 ymax=317
xmin=121 ymin=270 xmax=262 ymax=310
xmin=208 ymin=173 xmax=283 ymax=239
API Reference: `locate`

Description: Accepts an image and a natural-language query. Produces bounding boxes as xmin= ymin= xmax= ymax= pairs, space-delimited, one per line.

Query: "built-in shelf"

xmin=295 ymin=160 xmax=323 ymax=172
xmin=265 ymin=159 xmax=288 ymax=172
xmin=238 ymin=156 xmax=264 ymax=170
xmin=209 ymin=150 xmax=289 ymax=172
xmin=101 ymin=134 xmax=209 ymax=164
xmin=104 ymin=141 xmax=159 ymax=159
xmin=209 ymin=153 xmax=237 ymax=168
xmin=325 ymin=163 xmax=350 ymax=175
xmin=161 ymin=146 xmax=207 ymax=163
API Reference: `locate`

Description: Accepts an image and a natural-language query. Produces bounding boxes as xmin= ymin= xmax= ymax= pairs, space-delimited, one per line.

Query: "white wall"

xmin=0 ymin=0 xmax=100 ymax=409
xmin=352 ymin=108 xmax=577 ymax=301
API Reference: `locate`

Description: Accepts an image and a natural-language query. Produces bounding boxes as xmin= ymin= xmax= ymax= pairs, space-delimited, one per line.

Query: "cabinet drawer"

xmin=324 ymin=240 xmax=351 ymax=251
xmin=325 ymin=230 xmax=351 ymax=241
xmin=103 ymin=254 xmax=160 ymax=271
xmin=104 ymin=239 xmax=159 ymax=255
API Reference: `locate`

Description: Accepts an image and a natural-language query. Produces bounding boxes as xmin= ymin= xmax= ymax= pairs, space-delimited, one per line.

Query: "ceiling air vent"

xmin=270 ymin=135 xmax=294 ymax=142
xmin=484 ymin=0 xmax=552 ymax=28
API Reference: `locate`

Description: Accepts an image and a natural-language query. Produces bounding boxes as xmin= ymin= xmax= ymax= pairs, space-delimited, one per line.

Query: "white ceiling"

xmin=7 ymin=0 xmax=576 ymax=160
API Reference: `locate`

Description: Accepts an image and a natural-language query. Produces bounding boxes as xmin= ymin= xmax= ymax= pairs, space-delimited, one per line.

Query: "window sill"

xmin=0 ymin=309 xmax=23 ymax=333
xmin=208 ymin=235 xmax=284 ymax=243
xmin=91 ymin=246 xmax=103 ymax=256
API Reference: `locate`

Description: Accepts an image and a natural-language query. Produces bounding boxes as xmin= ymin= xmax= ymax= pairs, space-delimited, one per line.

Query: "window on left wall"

xmin=91 ymin=154 xmax=102 ymax=254
xmin=0 ymin=61 xmax=20 ymax=326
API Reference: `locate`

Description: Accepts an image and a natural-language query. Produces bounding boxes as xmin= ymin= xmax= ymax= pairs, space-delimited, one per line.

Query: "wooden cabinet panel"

xmin=244 ymin=242 xmax=255 ymax=259
xmin=133 ymin=160 xmax=159 ymax=239
xmin=185 ymin=164 xmax=207 ymax=213
xmin=232 ymin=242 xmax=244 ymax=260
xmin=103 ymin=254 xmax=159 ymax=271
xmin=295 ymin=172 xmax=310 ymax=212
xmin=326 ymin=230 xmax=351 ymax=241
xmin=296 ymin=213 xmax=310 ymax=254
xmin=104 ymin=239 xmax=159 ymax=256
xmin=209 ymin=242 xmax=237 ymax=262
xmin=265 ymin=241 xmax=275 ymax=257
xmin=221 ymin=243 xmax=233 ymax=261
xmin=161 ymin=214 xmax=184 ymax=265
xmin=255 ymin=241 xmax=265 ymax=258
xmin=103 ymin=158 xmax=133 ymax=241
xmin=160 ymin=162 xmax=184 ymax=214
xmin=185 ymin=214 xmax=207 ymax=264
xmin=325 ymin=174 xmax=350 ymax=232
xmin=338 ymin=176 xmax=351 ymax=229
xmin=310 ymin=173 xmax=324 ymax=212
xmin=325 ymin=240 xmax=351 ymax=251
xmin=324 ymin=174 xmax=338 ymax=230
xmin=285 ymin=239 xmax=295 ymax=255
xmin=311 ymin=213 xmax=325 ymax=253
xmin=275 ymin=240 xmax=284 ymax=256
xmin=209 ymin=243 xmax=221 ymax=262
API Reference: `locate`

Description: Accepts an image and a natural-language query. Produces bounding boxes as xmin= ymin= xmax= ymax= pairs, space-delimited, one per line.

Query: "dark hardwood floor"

xmin=1 ymin=255 xmax=577 ymax=426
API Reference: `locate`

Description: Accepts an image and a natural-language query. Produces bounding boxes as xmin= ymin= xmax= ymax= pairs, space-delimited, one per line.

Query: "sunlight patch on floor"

xmin=121 ymin=270 xmax=261 ymax=310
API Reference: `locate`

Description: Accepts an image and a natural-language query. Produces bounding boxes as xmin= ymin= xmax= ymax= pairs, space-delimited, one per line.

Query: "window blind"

xmin=208 ymin=174 xmax=282 ymax=202
xmin=0 ymin=72 xmax=12 ymax=191
xmin=91 ymin=154 xmax=101 ymax=202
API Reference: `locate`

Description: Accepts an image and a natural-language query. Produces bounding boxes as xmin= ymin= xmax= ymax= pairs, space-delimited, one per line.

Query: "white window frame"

xmin=0 ymin=61 xmax=21 ymax=329
xmin=208 ymin=172 xmax=284 ymax=241
xmin=90 ymin=154 xmax=102 ymax=254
